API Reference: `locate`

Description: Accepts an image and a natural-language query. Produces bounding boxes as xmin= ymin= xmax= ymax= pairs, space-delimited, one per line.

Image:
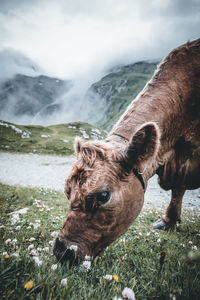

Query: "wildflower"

xmin=33 ymin=256 xmax=43 ymax=267
xmin=11 ymin=252 xmax=19 ymax=258
xmin=4 ymin=254 xmax=10 ymax=259
xmin=29 ymin=237 xmax=36 ymax=242
xmin=136 ymin=236 xmax=140 ymax=240
xmin=84 ymin=255 xmax=91 ymax=261
xmin=157 ymin=238 xmax=161 ymax=243
xmin=43 ymin=247 xmax=49 ymax=253
xmin=12 ymin=238 xmax=17 ymax=246
xmin=51 ymin=264 xmax=58 ymax=271
xmin=33 ymin=223 xmax=40 ymax=230
xmin=113 ymin=274 xmax=119 ymax=281
xmin=82 ymin=260 xmax=91 ymax=271
xmin=24 ymin=281 xmax=34 ymax=291
xmin=122 ymin=287 xmax=136 ymax=300
xmin=29 ymin=250 xmax=37 ymax=257
xmin=5 ymin=238 xmax=12 ymax=246
xmin=103 ymin=274 xmax=113 ymax=281
xmin=3 ymin=251 xmax=8 ymax=256
xmin=192 ymin=245 xmax=198 ymax=251
xmin=3 ymin=234 xmax=5 ymax=239
xmin=0 ymin=225 xmax=5 ymax=230
xmin=37 ymin=247 xmax=42 ymax=252
xmin=188 ymin=241 xmax=193 ymax=247
xmin=51 ymin=231 xmax=58 ymax=238
xmin=28 ymin=244 xmax=35 ymax=251
xmin=69 ymin=245 xmax=78 ymax=252
xmin=49 ymin=240 xmax=54 ymax=247
xmin=60 ymin=278 xmax=68 ymax=287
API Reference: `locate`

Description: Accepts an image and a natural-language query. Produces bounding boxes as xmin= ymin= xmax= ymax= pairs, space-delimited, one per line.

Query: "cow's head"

xmin=53 ymin=122 xmax=160 ymax=264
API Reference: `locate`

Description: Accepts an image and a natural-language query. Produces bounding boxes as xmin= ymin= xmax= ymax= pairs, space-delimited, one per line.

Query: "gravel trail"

xmin=0 ymin=152 xmax=199 ymax=213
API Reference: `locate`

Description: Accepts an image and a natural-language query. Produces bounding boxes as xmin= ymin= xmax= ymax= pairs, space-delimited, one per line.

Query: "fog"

xmin=0 ymin=0 xmax=200 ymax=125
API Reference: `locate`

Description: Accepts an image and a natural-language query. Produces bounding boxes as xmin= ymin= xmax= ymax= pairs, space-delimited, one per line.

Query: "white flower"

xmin=3 ymin=251 xmax=8 ymax=256
xmin=28 ymin=244 xmax=35 ymax=251
xmin=103 ymin=275 xmax=113 ymax=281
xmin=5 ymin=239 xmax=12 ymax=246
xmin=0 ymin=225 xmax=5 ymax=230
xmin=33 ymin=223 xmax=40 ymax=230
xmin=29 ymin=237 xmax=36 ymax=242
xmin=84 ymin=255 xmax=91 ymax=261
xmin=51 ymin=231 xmax=58 ymax=238
xmin=16 ymin=225 xmax=21 ymax=230
xmin=29 ymin=250 xmax=37 ymax=257
xmin=12 ymin=238 xmax=17 ymax=245
xmin=49 ymin=240 xmax=54 ymax=247
xmin=82 ymin=260 xmax=91 ymax=271
xmin=11 ymin=252 xmax=19 ymax=257
xmin=37 ymin=247 xmax=42 ymax=252
xmin=188 ymin=241 xmax=193 ymax=247
xmin=60 ymin=278 xmax=68 ymax=287
xmin=69 ymin=245 xmax=78 ymax=252
xmin=51 ymin=264 xmax=58 ymax=271
xmin=43 ymin=247 xmax=49 ymax=253
xmin=122 ymin=287 xmax=136 ymax=300
xmin=33 ymin=256 xmax=43 ymax=267
xmin=157 ymin=238 xmax=161 ymax=243
xmin=192 ymin=245 xmax=198 ymax=251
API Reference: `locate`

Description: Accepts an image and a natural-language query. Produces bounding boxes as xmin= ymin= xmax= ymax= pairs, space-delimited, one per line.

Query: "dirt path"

xmin=0 ymin=152 xmax=199 ymax=213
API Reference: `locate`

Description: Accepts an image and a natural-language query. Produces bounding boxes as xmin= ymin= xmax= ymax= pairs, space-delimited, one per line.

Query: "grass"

xmin=0 ymin=121 xmax=107 ymax=156
xmin=0 ymin=183 xmax=200 ymax=299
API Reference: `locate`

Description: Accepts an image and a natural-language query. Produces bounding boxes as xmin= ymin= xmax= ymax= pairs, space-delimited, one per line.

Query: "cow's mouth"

xmin=53 ymin=237 xmax=86 ymax=266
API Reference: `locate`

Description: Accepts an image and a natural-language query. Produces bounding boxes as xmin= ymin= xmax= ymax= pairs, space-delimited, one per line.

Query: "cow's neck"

xmin=108 ymin=76 xmax=186 ymax=181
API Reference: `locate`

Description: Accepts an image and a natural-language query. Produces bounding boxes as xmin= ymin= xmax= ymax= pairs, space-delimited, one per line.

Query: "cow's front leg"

xmin=153 ymin=188 xmax=185 ymax=230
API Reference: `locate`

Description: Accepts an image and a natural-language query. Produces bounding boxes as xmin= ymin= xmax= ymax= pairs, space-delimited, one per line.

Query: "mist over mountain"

xmin=0 ymin=74 xmax=72 ymax=125
xmin=0 ymin=49 xmax=40 ymax=83
xmin=0 ymin=57 xmax=158 ymax=130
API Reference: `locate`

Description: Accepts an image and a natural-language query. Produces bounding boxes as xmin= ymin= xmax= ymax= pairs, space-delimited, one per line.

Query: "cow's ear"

xmin=124 ymin=122 xmax=160 ymax=167
xmin=74 ymin=137 xmax=83 ymax=159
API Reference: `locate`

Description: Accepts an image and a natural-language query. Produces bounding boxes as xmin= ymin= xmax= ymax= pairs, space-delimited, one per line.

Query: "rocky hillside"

xmin=0 ymin=74 xmax=72 ymax=122
xmin=0 ymin=120 xmax=106 ymax=156
xmin=0 ymin=60 xmax=158 ymax=132
xmin=83 ymin=61 xmax=158 ymax=130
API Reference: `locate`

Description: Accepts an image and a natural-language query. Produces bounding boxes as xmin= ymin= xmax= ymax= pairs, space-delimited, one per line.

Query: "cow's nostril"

xmin=53 ymin=238 xmax=76 ymax=265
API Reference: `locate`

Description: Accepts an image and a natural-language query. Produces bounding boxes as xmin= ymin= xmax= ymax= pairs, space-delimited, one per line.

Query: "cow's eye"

xmin=96 ymin=191 xmax=110 ymax=207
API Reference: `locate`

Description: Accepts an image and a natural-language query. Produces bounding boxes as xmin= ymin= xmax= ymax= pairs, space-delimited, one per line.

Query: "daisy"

xmin=103 ymin=275 xmax=112 ymax=281
xmin=122 ymin=287 xmax=135 ymax=300
xmin=60 ymin=278 xmax=68 ymax=287
xmin=82 ymin=260 xmax=91 ymax=271
xmin=33 ymin=256 xmax=43 ymax=267
xmin=69 ymin=245 xmax=78 ymax=252
xmin=51 ymin=264 xmax=58 ymax=271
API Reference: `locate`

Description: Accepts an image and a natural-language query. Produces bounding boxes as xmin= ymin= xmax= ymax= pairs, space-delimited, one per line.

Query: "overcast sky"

xmin=0 ymin=0 xmax=200 ymax=80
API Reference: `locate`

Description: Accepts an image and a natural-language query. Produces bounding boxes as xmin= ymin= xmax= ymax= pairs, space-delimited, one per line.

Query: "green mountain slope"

xmin=84 ymin=61 xmax=158 ymax=130
xmin=0 ymin=120 xmax=106 ymax=156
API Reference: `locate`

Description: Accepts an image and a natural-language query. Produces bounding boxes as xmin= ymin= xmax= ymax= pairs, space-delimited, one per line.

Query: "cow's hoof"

xmin=153 ymin=218 xmax=174 ymax=230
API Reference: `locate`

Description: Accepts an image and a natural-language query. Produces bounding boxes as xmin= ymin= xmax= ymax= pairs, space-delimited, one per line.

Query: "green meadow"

xmin=0 ymin=184 xmax=199 ymax=300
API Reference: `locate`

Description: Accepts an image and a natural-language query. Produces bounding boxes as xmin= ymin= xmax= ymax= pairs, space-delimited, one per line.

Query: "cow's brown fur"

xmin=54 ymin=39 xmax=200 ymax=261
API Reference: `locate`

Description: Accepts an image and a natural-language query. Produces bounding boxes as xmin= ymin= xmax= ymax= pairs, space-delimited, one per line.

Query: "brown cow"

xmin=53 ymin=39 xmax=200 ymax=263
